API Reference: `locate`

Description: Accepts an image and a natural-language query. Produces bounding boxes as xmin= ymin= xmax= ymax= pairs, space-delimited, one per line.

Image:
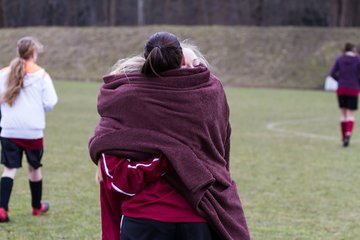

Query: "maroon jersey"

xmin=99 ymin=154 xmax=206 ymax=240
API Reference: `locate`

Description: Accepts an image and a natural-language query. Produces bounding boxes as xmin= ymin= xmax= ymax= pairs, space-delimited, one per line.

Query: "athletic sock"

xmin=346 ymin=120 xmax=354 ymax=136
xmin=0 ymin=177 xmax=14 ymax=211
xmin=29 ymin=180 xmax=42 ymax=209
xmin=341 ymin=121 xmax=347 ymax=140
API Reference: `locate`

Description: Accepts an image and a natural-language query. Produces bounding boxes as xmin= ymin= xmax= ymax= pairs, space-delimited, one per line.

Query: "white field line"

xmin=265 ymin=117 xmax=349 ymax=142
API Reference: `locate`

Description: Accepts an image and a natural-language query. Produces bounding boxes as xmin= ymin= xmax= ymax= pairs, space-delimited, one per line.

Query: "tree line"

xmin=0 ymin=0 xmax=359 ymax=28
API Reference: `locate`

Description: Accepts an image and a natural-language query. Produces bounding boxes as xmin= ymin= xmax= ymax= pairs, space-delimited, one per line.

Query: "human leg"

xmin=345 ymin=109 xmax=355 ymax=135
xmin=340 ymin=108 xmax=347 ymax=141
xmin=343 ymin=109 xmax=355 ymax=147
xmin=2 ymin=167 xmax=17 ymax=179
xmin=0 ymin=168 xmax=18 ymax=222
xmin=0 ymin=168 xmax=17 ymax=211
xmin=26 ymin=149 xmax=48 ymax=215
xmin=0 ymin=138 xmax=22 ymax=221
xmin=28 ymin=165 xmax=43 ymax=210
xmin=338 ymin=93 xmax=357 ymax=146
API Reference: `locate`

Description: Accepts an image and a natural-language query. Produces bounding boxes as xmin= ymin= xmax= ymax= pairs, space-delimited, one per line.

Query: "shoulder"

xmin=0 ymin=66 xmax=10 ymax=80
xmin=42 ymin=70 xmax=50 ymax=79
xmin=39 ymin=71 xmax=54 ymax=88
xmin=0 ymin=66 xmax=10 ymax=72
xmin=0 ymin=66 xmax=10 ymax=75
xmin=335 ymin=55 xmax=344 ymax=61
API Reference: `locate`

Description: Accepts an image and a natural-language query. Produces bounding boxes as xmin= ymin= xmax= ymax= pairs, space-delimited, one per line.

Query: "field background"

xmin=1 ymin=26 xmax=360 ymax=89
xmin=0 ymin=80 xmax=358 ymax=239
xmin=1 ymin=26 xmax=360 ymax=239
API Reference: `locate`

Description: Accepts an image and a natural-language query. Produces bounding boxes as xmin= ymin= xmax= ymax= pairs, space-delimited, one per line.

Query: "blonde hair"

xmin=3 ymin=37 xmax=42 ymax=106
xmin=109 ymin=56 xmax=146 ymax=75
xmin=181 ymin=40 xmax=210 ymax=68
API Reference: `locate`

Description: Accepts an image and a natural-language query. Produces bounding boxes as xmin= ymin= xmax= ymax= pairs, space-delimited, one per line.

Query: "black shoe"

xmin=343 ymin=135 xmax=351 ymax=147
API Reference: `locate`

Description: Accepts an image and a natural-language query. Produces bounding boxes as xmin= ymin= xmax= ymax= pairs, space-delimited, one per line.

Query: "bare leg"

xmin=28 ymin=165 xmax=42 ymax=182
xmin=345 ymin=109 xmax=355 ymax=122
xmin=2 ymin=167 xmax=17 ymax=179
xmin=340 ymin=108 xmax=347 ymax=122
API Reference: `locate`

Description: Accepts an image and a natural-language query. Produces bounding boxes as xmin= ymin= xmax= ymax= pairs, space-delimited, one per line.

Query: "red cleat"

xmin=32 ymin=202 xmax=50 ymax=216
xmin=0 ymin=208 xmax=9 ymax=222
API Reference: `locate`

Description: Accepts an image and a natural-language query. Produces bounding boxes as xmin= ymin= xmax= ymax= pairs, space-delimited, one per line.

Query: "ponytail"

xmin=141 ymin=32 xmax=183 ymax=77
xmin=3 ymin=57 xmax=26 ymax=106
xmin=3 ymin=36 xmax=39 ymax=106
xmin=141 ymin=47 xmax=168 ymax=76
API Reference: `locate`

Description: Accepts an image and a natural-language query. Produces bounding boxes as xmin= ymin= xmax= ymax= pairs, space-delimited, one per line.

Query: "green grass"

xmin=0 ymin=81 xmax=359 ymax=239
xmin=227 ymin=88 xmax=360 ymax=240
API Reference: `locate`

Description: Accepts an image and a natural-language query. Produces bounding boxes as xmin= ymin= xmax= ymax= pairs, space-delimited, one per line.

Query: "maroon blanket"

xmin=89 ymin=66 xmax=250 ymax=240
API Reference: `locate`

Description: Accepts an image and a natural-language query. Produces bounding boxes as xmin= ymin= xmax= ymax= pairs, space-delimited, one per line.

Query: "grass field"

xmin=0 ymin=81 xmax=359 ymax=239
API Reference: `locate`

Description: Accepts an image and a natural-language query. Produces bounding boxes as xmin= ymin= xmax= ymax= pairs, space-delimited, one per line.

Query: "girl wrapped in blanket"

xmin=90 ymin=32 xmax=250 ymax=240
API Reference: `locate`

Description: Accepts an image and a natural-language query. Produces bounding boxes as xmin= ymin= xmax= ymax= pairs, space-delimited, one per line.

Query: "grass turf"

xmin=0 ymin=81 xmax=359 ymax=239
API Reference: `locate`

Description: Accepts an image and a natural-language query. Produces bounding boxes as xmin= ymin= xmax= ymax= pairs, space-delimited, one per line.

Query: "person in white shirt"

xmin=0 ymin=37 xmax=57 ymax=222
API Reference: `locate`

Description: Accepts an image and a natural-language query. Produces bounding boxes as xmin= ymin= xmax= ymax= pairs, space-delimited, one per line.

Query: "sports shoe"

xmin=343 ymin=135 xmax=351 ymax=147
xmin=0 ymin=208 xmax=9 ymax=222
xmin=32 ymin=202 xmax=50 ymax=216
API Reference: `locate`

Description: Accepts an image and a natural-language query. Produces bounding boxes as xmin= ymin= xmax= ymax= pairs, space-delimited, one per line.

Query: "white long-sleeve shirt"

xmin=0 ymin=67 xmax=58 ymax=139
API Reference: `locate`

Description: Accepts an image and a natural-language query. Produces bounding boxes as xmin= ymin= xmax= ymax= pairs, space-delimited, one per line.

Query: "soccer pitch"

xmin=0 ymin=81 xmax=358 ymax=239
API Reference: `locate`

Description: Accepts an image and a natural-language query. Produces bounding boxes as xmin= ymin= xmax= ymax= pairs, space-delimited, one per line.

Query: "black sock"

xmin=0 ymin=177 xmax=14 ymax=211
xmin=29 ymin=180 xmax=42 ymax=209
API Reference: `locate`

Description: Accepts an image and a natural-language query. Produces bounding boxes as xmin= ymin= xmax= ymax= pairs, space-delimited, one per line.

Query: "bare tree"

xmin=354 ymin=0 xmax=360 ymax=26
xmin=102 ymin=0 xmax=109 ymax=25
xmin=137 ymin=0 xmax=144 ymax=25
xmin=0 ymin=0 xmax=359 ymax=27
xmin=0 ymin=0 xmax=4 ymax=27
xmin=199 ymin=0 xmax=208 ymax=24
xmin=110 ymin=0 xmax=116 ymax=25
xmin=254 ymin=0 xmax=264 ymax=26
xmin=330 ymin=0 xmax=360 ymax=26
xmin=343 ymin=0 xmax=360 ymax=26
xmin=339 ymin=0 xmax=351 ymax=26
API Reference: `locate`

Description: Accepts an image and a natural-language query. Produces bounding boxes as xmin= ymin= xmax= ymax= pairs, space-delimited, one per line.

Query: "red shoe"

xmin=0 ymin=208 xmax=9 ymax=222
xmin=32 ymin=202 xmax=50 ymax=216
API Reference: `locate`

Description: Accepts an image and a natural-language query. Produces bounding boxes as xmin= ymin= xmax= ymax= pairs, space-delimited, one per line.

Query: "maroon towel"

xmin=89 ymin=66 xmax=250 ymax=240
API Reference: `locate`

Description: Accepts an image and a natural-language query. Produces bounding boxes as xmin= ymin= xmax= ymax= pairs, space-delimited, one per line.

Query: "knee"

xmin=2 ymin=168 xmax=17 ymax=179
xmin=28 ymin=166 xmax=42 ymax=181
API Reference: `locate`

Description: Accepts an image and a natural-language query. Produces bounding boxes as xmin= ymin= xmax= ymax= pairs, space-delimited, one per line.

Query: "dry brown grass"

xmin=0 ymin=26 xmax=359 ymax=89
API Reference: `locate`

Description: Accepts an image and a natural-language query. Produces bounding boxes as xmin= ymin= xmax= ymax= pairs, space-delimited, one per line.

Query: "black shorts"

xmin=121 ymin=216 xmax=215 ymax=240
xmin=0 ymin=138 xmax=43 ymax=169
xmin=338 ymin=95 xmax=358 ymax=110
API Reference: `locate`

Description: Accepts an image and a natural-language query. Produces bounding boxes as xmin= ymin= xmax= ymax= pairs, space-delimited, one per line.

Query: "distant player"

xmin=0 ymin=37 xmax=58 ymax=222
xmin=330 ymin=42 xmax=360 ymax=147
